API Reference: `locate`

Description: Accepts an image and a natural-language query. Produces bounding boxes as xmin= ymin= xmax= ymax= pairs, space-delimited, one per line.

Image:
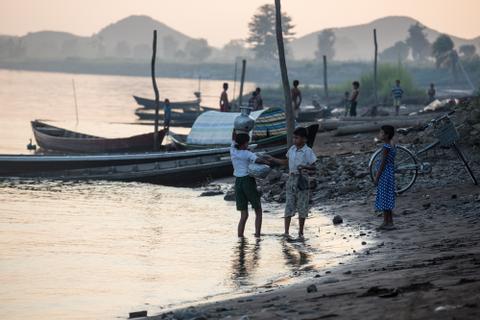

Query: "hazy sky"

xmin=1 ymin=0 xmax=479 ymax=46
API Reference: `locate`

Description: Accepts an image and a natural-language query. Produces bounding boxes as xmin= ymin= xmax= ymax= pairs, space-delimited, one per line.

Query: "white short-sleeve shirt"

xmin=230 ymin=142 xmax=258 ymax=177
xmin=286 ymin=144 xmax=317 ymax=174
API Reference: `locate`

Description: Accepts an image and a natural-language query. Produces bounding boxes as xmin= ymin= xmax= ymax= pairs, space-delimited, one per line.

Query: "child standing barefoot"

xmin=231 ymin=131 xmax=270 ymax=238
xmin=374 ymin=125 xmax=397 ymax=230
xmin=266 ymin=127 xmax=317 ymax=238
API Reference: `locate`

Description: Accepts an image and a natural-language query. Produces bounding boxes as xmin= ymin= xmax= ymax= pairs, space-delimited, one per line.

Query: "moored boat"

xmin=133 ymin=95 xmax=201 ymax=110
xmin=32 ymin=120 xmax=166 ymax=154
xmin=0 ymin=144 xmax=287 ymax=186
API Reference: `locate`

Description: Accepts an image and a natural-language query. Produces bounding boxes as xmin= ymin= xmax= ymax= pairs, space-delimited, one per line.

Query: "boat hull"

xmin=32 ymin=120 xmax=166 ymax=154
xmin=133 ymin=95 xmax=201 ymax=110
xmin=0 ymin=146 xmax=287 ymax=186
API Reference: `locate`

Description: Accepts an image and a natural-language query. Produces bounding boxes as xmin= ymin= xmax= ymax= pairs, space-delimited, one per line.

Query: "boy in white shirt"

xmin=230 ymin=132 xmax=270 ymax=238
xmin=266 ymin=127 xmax=317 ymax=238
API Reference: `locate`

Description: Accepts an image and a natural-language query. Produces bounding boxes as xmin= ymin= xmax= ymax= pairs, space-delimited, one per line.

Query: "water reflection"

xmin=231 ymin=237 xmax=261 ymax=287
xmin=281 ymin=238 xmax=313 ymax=272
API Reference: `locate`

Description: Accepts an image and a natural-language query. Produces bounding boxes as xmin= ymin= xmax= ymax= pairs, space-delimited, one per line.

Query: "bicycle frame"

xmin=393 ymin=140 xmax=439 ymax=175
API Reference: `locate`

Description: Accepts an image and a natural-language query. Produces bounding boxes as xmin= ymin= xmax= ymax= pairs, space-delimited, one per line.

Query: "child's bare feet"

xmin=376 ymin=222 xmax=387 ymax=231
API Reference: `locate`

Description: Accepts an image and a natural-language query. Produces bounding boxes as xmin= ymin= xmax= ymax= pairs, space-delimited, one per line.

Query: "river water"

xmin=0 ymin=70 xmax=361 ymax=319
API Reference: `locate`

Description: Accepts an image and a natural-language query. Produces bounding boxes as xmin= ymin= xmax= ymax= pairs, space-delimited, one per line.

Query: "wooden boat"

xmin=0 ymin=145 xmax=287 ymax=186
xmin=133 ymin=95 xmax=199 ymax=109
xmin=32 ymin=120 xmax=166 ymax=154
xmin=134 ymin=108 xmax=199 ymax=127
xmin=0 ymin=146 xmax=231 ymax=176
xmin=169 ymin=131 xmax=286 ymax=150
xmin=169 ymin=124 xmax=318 ymax=150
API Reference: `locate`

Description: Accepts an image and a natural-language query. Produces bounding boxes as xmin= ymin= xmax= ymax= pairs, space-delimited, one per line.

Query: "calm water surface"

xmin=0 ymin=70 xmax=361 ymax=320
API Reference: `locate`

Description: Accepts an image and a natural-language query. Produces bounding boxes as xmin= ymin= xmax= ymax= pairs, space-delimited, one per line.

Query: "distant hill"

xmin=0 ymin=15 xmax=478 ymax=64
xmin=290 ymin=16 xmax=480 ymax=61
xmin=96 ymin=15 xmax=193 ymax=59
xmin=0 ymin=15 xmax=197 ymax=61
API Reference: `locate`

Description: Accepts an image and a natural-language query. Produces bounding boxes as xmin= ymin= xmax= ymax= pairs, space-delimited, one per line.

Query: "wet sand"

xmin=150 ymin=179 xmax=480 ymax=319
xmin=149 ymin=121 xmax=480 ymax=320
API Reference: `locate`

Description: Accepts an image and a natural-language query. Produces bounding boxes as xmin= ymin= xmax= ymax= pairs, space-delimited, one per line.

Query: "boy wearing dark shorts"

xmin=231 ymin=132 xmax=270 ymax=237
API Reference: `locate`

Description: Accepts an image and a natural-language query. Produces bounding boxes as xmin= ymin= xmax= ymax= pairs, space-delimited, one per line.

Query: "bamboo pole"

xmin=373 ymin=29 xmax=378 ymax=105
xmin=72 ymin=79 xmax=79 ymax=125
xmin=232 ymin=60 xmax=238 ymax=104
xmin=323 ymin=55 xmax=329 ymax=104
xmin=197 ymin=75 xmax=201 ymax=114
xmin=151 ymin=30 xmax=161 ymax=151
xmin=238 ymin=59 xmax=246 ymax=108
xmin=274 ymin=0 xmax=294 ymax=147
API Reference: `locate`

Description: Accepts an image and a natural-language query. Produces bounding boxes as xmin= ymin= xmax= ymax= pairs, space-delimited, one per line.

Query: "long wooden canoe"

xmin=0 ymin=146 xmax=232 ymax=177
xmin=133 ymin=95 xmax=205 ymax=110
xmin=0 ymin=144 xmax=287 ymax=186
xmin=32 ymin=120 xmax=166 ymax=154
xmin=134 ymin=108 xmax=198 ymax=127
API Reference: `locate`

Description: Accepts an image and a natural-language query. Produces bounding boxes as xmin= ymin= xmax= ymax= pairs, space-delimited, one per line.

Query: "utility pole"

xmin=274 ymin=0 xmax=294 ymax=147
xmin=151 ymin=30 xmax=161 ymax=151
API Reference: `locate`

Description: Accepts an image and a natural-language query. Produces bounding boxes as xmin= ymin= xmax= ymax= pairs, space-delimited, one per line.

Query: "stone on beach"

xmin=306 ymin=284 xmax=318 ymax=293
xmin=332 ymin=215 xmax=343 ymax=225
xmin=128 ymin=310 xmax=147 ymax=318
xmin=200 ymin=190 xmax=224 ymax=197
xmin=224 ymin=190 xmax=236 ymax=201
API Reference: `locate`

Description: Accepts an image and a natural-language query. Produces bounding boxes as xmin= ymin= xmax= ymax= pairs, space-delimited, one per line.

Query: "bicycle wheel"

xmin=369 ymin=145 xmax=418 ymax=194
xmin=452 ymin=143 xmax=478 ymax=185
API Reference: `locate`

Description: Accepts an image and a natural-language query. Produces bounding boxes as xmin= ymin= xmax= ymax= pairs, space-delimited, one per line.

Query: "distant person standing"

xmin=349 ymin=81 xmax=360 ymax=117
xmin=291 ymin=80 xmax=302 ymax=119
xmin=254 ymin=87 xmax=263 ymax=110
xmin=163 ymin=98 xmax=171 ymax=130
xmin=427 ymin=83 xmax=436 ymax=103
xmin=248 ymin=91 xmax=257 ymax=112
xmin=220 ymin=82 xmax=230 ymax=112
xmin=391 ymin=80 xmax=404 ymax=116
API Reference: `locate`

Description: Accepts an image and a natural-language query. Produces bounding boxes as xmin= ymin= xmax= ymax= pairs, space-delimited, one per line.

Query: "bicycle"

xmin=369 ymin=110 xmax=478 ymax=194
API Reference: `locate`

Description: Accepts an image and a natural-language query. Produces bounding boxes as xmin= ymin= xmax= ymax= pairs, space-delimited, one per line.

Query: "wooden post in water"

xmin=238 ymin=59 xmax=246 ymax=109
xmin=232 ymin=60 xmax=238 ymax=106
xmin=151 ymin=30 xmax=161 ymax=151
xmin=323 ymin=55 xmax=329 ymax=104
xmin=373 ymin=28 xmax=378 ymax=105
xmin=197 ymin=75 xmax=201 ymax=114
xmin=274 ymin=0 xmax=294 ymax=147
xmin=72 ymin=79 xmax=79 ymax=125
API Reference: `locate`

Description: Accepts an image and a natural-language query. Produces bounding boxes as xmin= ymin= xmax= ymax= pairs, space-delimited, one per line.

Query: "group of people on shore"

xmin=219 ymin=79 xmax=303 ymax=117
xmin=226 ymin=78 xmax=401 ymax=238
xmin=230 ymin=123 xmax=397 ymax=238
xmin=231 ymin=126 xmax=317 ymax=238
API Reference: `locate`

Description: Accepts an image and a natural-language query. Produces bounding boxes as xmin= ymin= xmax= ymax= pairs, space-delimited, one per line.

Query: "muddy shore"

xmin=148 ymin=109 xmax=480 ymax=320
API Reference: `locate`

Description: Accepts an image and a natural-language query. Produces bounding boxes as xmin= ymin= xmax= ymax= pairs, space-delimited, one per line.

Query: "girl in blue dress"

xmin=374 ymin=125 xmax=396 ymax=230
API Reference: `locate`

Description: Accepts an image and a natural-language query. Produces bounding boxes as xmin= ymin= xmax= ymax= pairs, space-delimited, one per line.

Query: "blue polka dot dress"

xmin=375 ymin=144 xmax=396 ymax=211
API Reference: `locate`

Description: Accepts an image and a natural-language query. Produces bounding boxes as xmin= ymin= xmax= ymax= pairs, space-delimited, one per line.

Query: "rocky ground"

xmin=148 ymin=101 xmax=480 ymax=320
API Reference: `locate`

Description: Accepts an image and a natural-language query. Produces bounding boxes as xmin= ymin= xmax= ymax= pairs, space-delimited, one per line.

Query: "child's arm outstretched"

xmin=263 ymin=155 xmax=288 ymax=166
xmin=374 ymin=147 xmax=389 ymax=185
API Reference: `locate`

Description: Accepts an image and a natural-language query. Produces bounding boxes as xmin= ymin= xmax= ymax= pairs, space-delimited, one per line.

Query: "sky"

xmin=1 ymin=0 xmax=479 ymax=47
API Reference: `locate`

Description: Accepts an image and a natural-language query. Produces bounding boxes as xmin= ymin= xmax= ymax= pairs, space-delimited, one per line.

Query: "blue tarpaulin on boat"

xmin=186 ymin=107 xmax=286 ymax=145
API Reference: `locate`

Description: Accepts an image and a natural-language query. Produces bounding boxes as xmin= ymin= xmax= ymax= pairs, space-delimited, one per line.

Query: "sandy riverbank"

xmin=150 ymin=182 xmax=480 ymax=320
xmin=148 ymin=112 xmax=480 ymax=319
